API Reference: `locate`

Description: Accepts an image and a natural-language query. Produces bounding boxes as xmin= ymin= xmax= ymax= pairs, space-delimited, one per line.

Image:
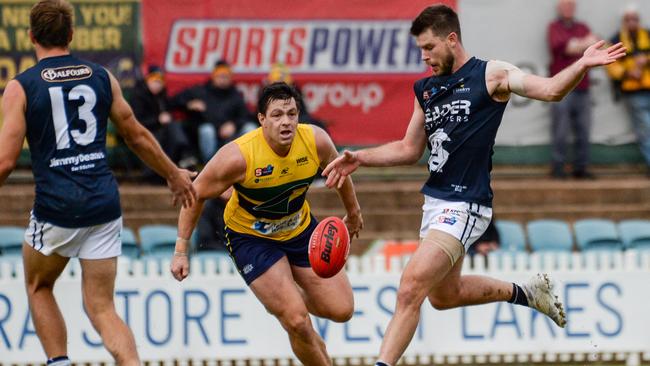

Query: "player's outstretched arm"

xmin=0 ymin=80 xmax=27 ymax=186
xmin=313 ymin=126 xmax=363 ymax=238
xmin=323 ymin=97 xmax=427 ymax=188
xmin=107 ymin=71 xmax=197 ymax=208
xmin=171 ymin=142 xmax=246 ymax=281
xmin=495 ymin=41 xmax=626 ymax=102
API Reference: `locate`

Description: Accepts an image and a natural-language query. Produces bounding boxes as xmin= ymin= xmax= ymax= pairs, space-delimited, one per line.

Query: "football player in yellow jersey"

xmin=171 ymin=82 xmax=363 ymax=365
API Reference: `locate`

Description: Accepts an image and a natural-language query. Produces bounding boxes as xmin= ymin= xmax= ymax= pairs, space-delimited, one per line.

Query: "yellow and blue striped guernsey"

xmin=224 ymin=124 xmax=321 ymax=241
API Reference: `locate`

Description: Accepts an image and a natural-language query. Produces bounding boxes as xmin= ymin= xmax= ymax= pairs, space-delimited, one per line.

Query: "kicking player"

xmin=0 ymin=1 xmax=196 ymax=365
xmin=323 ymin=4 xmax=625 ymax=365
xmin=171 ymin=82 xmax=363 ymax=365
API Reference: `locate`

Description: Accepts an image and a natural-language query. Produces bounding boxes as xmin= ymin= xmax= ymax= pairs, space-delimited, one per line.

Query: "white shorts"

xmin=24 ymin=214 xmax=123 ymax=259
xmin=419 ymin=196 xmax=493 ymax=252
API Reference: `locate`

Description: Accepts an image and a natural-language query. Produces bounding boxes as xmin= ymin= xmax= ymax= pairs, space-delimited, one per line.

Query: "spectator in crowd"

xmin=130 ymin=65 xmax=197 ymax=179
xmin=548 ymin=0 xmax=598 ymax=179
xmin=263 ymin=62 xmax=328 ymax=131
xmin=172 ymin=60 xmax=256 ymax=163
xmin=195 ymin=188 xmax=232 ymax=252
xmin=606 ymin=5 xmax=650 ymax=170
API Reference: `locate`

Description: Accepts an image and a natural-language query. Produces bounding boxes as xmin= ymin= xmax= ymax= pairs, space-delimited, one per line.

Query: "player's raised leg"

xmin=291 ymin=265 xmax=354 ymax=322
xmin=80 ymin=257 xmax=140 ymax=366
xmin=427 ymin=254 xmax=514 ymax=310
xmin=22 ymin=244 xmax=70 ymax=361
xmin=250 ymin=257 xmax=331 ymax=366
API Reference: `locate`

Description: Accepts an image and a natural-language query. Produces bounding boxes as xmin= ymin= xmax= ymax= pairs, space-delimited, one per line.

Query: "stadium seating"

xmin=494 ymin=220 xmax=527 ymax=252
xmin=618 ymin=219 xmax=650 ymax=251
xmin=574 ymin=219 xmax=623 ymax=252
xmin=0 ymin=226 xmax=25 ymax=256
xmin=138 ymin=224 xmax=177 ymax=257
xmin=121 ymin=227 xmax=142 ymax=258
xmin=526 ymin=219 xmax=573 ymax=252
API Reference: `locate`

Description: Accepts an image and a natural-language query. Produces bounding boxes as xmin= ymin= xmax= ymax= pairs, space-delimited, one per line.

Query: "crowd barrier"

xmin=1 ymin=251 xmax=650 ymax=365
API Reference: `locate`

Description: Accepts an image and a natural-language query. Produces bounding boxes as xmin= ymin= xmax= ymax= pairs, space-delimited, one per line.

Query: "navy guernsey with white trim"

xmin=15 ymin=55 xmax=121 ymax=228
xmin=414 ymin=57 xmax=508 ymax=207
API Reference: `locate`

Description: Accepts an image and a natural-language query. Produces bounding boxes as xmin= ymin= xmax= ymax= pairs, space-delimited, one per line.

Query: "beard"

xmin=437 ymin=50 xmax=455 ymax=76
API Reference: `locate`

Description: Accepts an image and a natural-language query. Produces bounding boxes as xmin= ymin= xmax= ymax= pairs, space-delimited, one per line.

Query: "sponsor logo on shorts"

xmin=255 ymin=164 xmax=274 ymax=177
xmin=438 ymin=216 xmax=457 ymax=225
xmin=442 ymin=208 xmax=463 ymax=217
xmin=242 ymin=264 xmax=254 ymax=274
xmin=41 ymin=65 xmax=93 ymax=82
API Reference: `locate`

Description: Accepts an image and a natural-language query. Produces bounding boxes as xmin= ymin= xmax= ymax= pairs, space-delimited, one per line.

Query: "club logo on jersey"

xmin=255 ymin=164 xmax=274 ymax=177
xmin=41 ymin=65 xmax=93 ymax=83
xmin=428 ymin=128 xmax=451 ymax=173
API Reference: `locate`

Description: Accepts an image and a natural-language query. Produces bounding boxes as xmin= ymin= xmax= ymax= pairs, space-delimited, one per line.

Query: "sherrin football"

xmin=308 ymin=217 xmax=350 ymax=278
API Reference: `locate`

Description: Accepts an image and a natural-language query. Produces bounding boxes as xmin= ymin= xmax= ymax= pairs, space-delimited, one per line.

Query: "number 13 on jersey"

xmin=48 ymin=84 xmax=98 ymax=150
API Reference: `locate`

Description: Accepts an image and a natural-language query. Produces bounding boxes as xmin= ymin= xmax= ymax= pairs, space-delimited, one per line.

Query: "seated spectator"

xmin=171 ymin=60 xmax=256 ymax=163
xmin=606 ymin=5 xmax=650 ymax=170
xmin=263 ymin=62 xmax=328 ymax=131
xmin=467 ymin=219 xmax=501 ymax=257
xmin=196 ymin=198 xmax=228 ymax=251
xmin=130 ymin=65 xmax=197 ymax=179
xmin=196 ymin=188 xmax=232 ymax=252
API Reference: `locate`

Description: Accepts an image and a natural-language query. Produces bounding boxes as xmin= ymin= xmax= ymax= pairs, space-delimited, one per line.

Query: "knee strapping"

xmin=421 ymin=230 xmax=464 ymax=267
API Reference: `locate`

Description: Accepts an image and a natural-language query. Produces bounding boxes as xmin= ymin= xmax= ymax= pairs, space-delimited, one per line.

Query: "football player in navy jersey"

xmin=0 ymin=1 xmax=196 ymax=365
xmin=324 ymin=4 xmax=625 ymax=365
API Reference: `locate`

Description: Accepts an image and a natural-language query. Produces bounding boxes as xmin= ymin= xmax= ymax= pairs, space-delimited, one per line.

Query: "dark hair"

xmin=477 ymin=220 xmax=500 ymax=244
xmin=410 ymin=4 xmax=462 ymax=42
xmin=214 ymin=59 xmax=230 ymax=69
xmin=30 ymin=0 xmax=74 ymax=48
xmin=257 ymin=82 xmax=300 ymax=115
xmin=147 ymin=65 xmax=163 ymax=75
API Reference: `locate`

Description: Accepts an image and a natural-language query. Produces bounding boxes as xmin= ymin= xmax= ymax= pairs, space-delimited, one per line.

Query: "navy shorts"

xmin=225 ymin=216 xmax=318 ymax=285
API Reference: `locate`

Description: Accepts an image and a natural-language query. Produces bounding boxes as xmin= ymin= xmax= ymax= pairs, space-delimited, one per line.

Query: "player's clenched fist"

xmin=170 ymin=254 xmax=190 ymax=281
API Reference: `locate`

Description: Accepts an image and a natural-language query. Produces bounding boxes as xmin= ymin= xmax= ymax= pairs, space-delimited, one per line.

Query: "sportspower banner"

xmin=1 ymin=254 xmax=649 ymax=362
xmin=143 ymin=0 xmax=650 ymax=146
xmin=141 ymin=0 xmax=452 ymax=145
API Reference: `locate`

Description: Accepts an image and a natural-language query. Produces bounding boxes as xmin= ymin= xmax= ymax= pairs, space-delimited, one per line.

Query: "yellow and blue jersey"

xmin=224 ymin=124 xmax=321 ymax=241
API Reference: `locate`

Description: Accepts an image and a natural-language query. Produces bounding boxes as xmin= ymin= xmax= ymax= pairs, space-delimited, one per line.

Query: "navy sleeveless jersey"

xmin=15 ymin=55 xmax=120 ymax=228
xmin=414 ymin=57 xmax=508 ymax=207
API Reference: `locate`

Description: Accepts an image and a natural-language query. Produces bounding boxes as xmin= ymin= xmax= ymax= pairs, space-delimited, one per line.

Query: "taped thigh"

xmin=421 ymin=229 xmax=465 ymax=267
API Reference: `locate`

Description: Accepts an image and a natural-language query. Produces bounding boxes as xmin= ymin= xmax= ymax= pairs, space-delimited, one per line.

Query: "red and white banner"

xmin=142 ymin=0 xmax=455 ymax=144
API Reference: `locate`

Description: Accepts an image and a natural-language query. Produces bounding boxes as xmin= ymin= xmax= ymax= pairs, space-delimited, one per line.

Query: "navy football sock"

xmin=47 ymin=356 xmax=71 ymax=366
xmin=507 ymin=283 xmax=529 ymax=306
